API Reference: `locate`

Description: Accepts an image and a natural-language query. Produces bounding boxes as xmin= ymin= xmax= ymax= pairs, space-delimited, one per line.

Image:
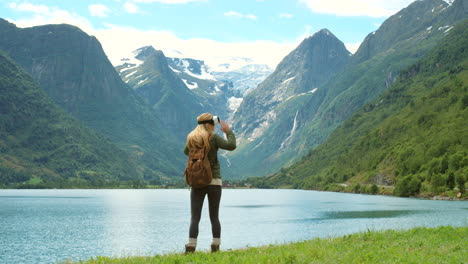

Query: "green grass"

xmin=68 ymin=226 xmax=467 ymax=264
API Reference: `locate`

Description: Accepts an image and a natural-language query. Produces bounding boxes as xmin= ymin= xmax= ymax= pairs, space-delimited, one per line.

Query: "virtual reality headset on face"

xmin=198 ymin=116 xmax=220 ymax=125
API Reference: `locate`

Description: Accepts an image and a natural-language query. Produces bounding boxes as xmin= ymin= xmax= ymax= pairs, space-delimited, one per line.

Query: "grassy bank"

xmin=69 ymin=226 xmax=467 ymax=264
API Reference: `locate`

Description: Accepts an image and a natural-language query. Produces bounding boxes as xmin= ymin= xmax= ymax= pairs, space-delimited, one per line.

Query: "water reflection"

xmin=225 ymin=205 xmax=279 ymax=208
xmin=0 ymin=189 xmax=466 ymax=264
xmin=102 ymin=190 xmax=154 ymax=257
xmin=322 ymin=210 xmax=424 ymax=219
xmin=0 ymin=196 xmax=91 ymax=199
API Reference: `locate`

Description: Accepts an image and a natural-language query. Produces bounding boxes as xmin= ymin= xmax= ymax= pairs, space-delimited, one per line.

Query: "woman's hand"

xmin=220 ymin=120 xmax=231 ymax=133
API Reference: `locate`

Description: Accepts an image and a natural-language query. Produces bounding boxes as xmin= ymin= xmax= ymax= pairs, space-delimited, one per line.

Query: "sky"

xmin=1 ymin=0 xmax=420 ymax=68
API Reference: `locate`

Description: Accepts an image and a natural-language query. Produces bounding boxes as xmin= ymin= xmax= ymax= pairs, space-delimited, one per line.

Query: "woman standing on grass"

xmin=184 ymin=113 xmax=236 ymax=254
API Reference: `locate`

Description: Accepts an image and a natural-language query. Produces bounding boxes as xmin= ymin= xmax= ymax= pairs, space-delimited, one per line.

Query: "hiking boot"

xmin=185 ymin=245 xmax=196 ymax=254
xmin=211 ymin=244 xmax=220 ymax=253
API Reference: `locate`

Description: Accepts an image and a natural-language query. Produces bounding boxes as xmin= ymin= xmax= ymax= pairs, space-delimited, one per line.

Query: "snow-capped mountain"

xmin=115 ymin=46 xmax=272 ymax=133
xmin=116 ymin=46 xmax=210 ymax=140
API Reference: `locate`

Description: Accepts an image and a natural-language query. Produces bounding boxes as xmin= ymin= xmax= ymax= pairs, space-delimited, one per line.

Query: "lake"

xmin=0 ymin=189 xmax=467 ymax=263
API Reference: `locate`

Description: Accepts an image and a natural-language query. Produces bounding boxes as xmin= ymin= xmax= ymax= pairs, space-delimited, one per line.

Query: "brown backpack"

xmin=185 ymin=148 xmax=213 ymax=188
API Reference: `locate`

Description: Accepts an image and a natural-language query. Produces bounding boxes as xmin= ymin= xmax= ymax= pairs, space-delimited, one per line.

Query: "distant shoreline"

xmin=1 ymin=186 xmax=466 ymax=200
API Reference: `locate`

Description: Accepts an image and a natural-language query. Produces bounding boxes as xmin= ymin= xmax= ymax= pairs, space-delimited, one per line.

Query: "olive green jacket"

xmin=184 ymin=130 xmax=236 ymax=179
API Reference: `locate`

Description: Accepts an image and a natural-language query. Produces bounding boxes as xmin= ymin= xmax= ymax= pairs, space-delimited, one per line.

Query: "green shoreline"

xmin=65 ymin=226 xmax=467 ymax=264
xmin=2 ymin=186 xmax=467 ymax=200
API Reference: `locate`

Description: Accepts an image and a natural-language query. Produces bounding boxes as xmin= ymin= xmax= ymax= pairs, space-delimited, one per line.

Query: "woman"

xmin=184 ymin=113 xmax=236 ymax=254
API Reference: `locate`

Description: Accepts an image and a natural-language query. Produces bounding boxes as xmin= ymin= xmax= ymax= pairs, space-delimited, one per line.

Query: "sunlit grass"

xmin=68 ymin=226 xmax=467 ymax=264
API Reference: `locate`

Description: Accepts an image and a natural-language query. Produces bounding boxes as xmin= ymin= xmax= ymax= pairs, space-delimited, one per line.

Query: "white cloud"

xmin=245 ymin=14 xmax=257 ymax=20
xmin=6 ymin=4 xmax=294 ymax=69
xmin=296 ymin=25 xmax=313 ymax=42
xmin=345 ymin=41 xmax=362 ymax=54
xmin=124 ymin=2 xmax=140 ymax=13
xmin=9 ymin=4 xmax=94 ymax=33
xmin=299 ymin=0 xmax=416 ymax=17
xmin=133 ymin=0 xmax=205 ymax=3
xmin=224 ymin=11 xmax=242 ymax=17
xmin=280 ymin=13 xmax=293 ymax=19
xmin=8 ymin=3 xmax=50 ymax=14
xmin=224 ymin=11 xmax=257 ymax=20
xmin=96 ymin=24 xmax=292 ymax=68
xmin=88 ymin=4 xmax=110 ymax=17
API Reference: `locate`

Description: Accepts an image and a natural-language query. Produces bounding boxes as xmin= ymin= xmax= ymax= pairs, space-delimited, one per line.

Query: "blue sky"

xmin=1 ymin=0 xmax=418 ymax=68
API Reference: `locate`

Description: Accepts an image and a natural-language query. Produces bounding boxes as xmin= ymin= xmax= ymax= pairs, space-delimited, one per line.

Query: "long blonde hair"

xmin=186 ymin=113 xmax=215 ymax=151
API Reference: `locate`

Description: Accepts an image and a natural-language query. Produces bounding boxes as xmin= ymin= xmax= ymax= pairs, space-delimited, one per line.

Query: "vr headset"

xmin=198 ymin=116 xmax=220 ymax=125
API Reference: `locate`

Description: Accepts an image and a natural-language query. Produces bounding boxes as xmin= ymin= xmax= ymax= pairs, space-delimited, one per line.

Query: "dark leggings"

xmin=189 ymin=185 xmax=222 ymax=239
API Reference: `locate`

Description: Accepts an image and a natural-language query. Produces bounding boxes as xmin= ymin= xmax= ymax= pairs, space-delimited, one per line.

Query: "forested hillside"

xmin=252 ymin=21 xmax=468 ymax=197
xmin=0 ymin=52 xmax=140 ymax=188
xmin=226 ymin=0 xmax=466 ymax=179
xmin=0 ymin=19 xmax=184 ymax=180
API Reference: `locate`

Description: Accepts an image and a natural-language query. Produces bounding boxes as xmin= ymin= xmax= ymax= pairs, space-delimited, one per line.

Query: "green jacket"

xmin=184 ymin=130 xmax=236 ymax=179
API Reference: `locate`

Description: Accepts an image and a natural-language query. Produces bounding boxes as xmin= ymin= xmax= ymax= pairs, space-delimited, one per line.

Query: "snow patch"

xmin=182 ymin=79 xmax=198 ymax=89
xmin=426 ymin=26 xmax=433 ymax=31
xmin=285 ymin=88 xmax=318 ymax=101
xmin=249 ymin=111 xmax=276 ymax=141
xmin=125 ymin=70 xmax=138 ymax=78
xmin=443 ymin=0 xmax=454 ymax=6
xmin=163 ymin=49 xmax=183 ymax=58
xmin=228 ymin=97 xmax=243 ymax=112
xmin=169 ymin=66 xmax=181 ymax=73
xmin=184 ymin=67 xmax=216 ymax=80
xmin=137 ymin=77 xmax=148 ymax=86
xmin=252 ymin=138 xmax=265 ymax=150
xmin=438 ymin=25 xmax=450 ymax=31
xmin=118 ymin=55 xmax=144 ymax=68
xmin=133 ymin=74 xmax=143 ymax=80
xmin=173 ymin=58 xmax=216 ymax=80
xmin=282 ymin=76 xmax=295 ymax=84
xmin=444 ymin=26 xmax=454 ymax=34
xmin=120 ymin=65 xmax=138 ymax=73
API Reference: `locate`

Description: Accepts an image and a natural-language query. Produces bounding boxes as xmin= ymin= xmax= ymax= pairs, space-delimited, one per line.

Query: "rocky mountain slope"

xmin=226 ymin=0 xmax=466 ymax=179
xmin=0 ymin=19 xmax=183 ymax=180
xmin=0 ymin=51 xmax=140 ymax=188
xmin=227 ymin=29 xmax=351 ymax=178
xmin=254 ymin=20 xmax=468 ymax=197
xmin=116 ymin=47 xmax=272 ymax=130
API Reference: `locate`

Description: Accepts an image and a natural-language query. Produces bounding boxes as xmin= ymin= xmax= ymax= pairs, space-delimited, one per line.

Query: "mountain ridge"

xmin=225 ymin=0 xmax=466 ymax=179
xmin=0 ymin=51 xmax=141 ymax=188
xmin=252 ymin=20 xmax=468 ymax=197
xmin=0 ymin=19 xmax=184 ymax=180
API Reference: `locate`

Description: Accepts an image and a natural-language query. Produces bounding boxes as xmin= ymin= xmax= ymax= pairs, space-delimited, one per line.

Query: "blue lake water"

xmin=0 ymin=189 xmax=467 ymax=263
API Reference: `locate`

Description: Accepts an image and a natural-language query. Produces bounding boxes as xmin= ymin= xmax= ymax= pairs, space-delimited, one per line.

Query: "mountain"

xmin=166 ymin=56 xmax=239 ymax=121
xmin=116 ymin=46 xmax=210 ymax=140
xmin=227 ymin=29 xmax=351 ymax=178
xmin=116 ymin=46 xmax=271 ymax=138
xmin=0 ymin=19 xmax=184 ymax=179
xmin=254 ymin=20 xmax=468 ymax=197
xmin=226 ymin=0 xmax=466 ymax=179
xmin=166 ymin=57 xmax=273 ymax=120
xmin=0 ymin=51 xmax=140 ymax=188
